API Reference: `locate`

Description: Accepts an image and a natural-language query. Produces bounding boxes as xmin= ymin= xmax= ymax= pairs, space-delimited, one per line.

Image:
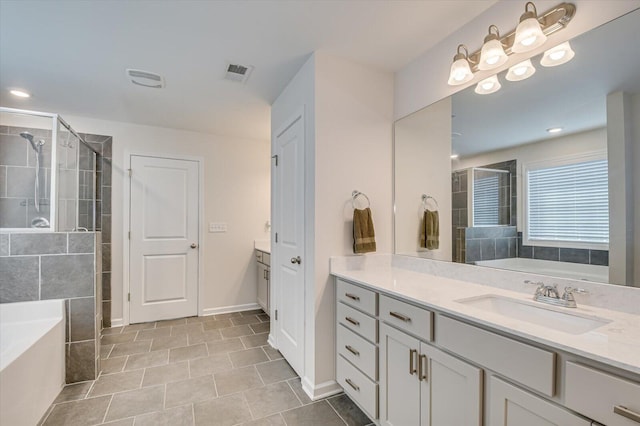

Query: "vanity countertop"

xmin=254 ymin=240 xmax=270 ymax=254
xmin=331 ymin=259 xmax=640 ymax=376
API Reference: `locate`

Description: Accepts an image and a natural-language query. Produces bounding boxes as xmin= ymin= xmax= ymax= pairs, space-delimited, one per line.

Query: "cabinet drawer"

xmin=337 ymin=354 xmax=378 ymax=419
xmin=565 ymin=362 xmax=640 ymax=426
xmin=436 ymin=316 xmax=556 ymax=397
xmin=255 ymin=250 xmax=263 ymax=263
xmin=337 ymin=324 xmax=377 ymax=380
xmin=262 ymin=252 xmax=270 ymax=266
xmin=337 ymin=302 xmax=377 ymax=343
xmin=379 ymin=295 xmax=432 ymax=341
xmin=337 ymin=279 xmax=377 ymax=316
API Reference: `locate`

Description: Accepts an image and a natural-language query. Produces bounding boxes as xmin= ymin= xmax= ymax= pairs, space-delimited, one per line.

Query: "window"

xmin=472 ymin=168 xmax=511 ymax=226
xmin=524 ymin=153 xmax=608 ymax=248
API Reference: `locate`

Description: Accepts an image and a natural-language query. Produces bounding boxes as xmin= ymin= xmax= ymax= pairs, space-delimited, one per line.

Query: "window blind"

xmin=473 ymin=173 xmax=500 ymax=226
xmin=527 ymin=159 xmax=609 ymax=243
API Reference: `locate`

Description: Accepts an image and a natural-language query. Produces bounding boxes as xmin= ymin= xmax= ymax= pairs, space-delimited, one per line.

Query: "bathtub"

xmin=0 ymin=299 xmax=65 ymax=426
xmin=475 ymin=257 xmax=609 ymax=283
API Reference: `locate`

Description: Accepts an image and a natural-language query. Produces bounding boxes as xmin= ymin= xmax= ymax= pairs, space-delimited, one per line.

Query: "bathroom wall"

xmin=0 ymin=125 xmax=51 ymax=227
xmin=0 ymin=231 xmax=101 ymax=383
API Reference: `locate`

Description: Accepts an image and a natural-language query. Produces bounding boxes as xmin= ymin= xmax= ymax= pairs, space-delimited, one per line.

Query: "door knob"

xmin=290 ymin=256 xmax=301 ymax=264
xmin=190 ymin=243 xmax=198 ymax=249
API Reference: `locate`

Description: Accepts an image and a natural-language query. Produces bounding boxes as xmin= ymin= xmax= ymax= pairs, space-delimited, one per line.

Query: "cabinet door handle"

xmin=390 ymin=311 xmax=411 ymax=322
xmin=614 ymin=405 xmax=640 ymax=423
xmin=409 ymin=349 xmax=418 ymax=375
xmin=345 ymin=345 xmax=360 ymax=356
xmin=345 ymin=293 xmax=360 ymax=301
xmin=345 ymin=316 xmax=360 ymax=326
xmin=263 ymin=270 xmax=267 ymax=280
xmin=345 ymin=378 xmax=360 ymax=391
xmin=419 ymin=354 xmax=428 ymax=381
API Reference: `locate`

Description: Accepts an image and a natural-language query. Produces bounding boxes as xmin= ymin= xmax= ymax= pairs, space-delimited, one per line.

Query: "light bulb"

xmin=506 ymin=59 xmax=536 ymax=81
xmin=448 ymin=45 xmax=474 ymax=86
xmin=478 ymin=26 xmax=508 ymax=71
xmin=475 ymin=75 xmax=502 ymax=95
xmin=513 ymin=3 xmax=547 ymax=53
xmin=541 ymin=41 xmax=575 ymax=67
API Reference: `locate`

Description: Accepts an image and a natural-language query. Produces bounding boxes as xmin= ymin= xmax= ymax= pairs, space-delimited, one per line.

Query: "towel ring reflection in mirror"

xmin=422 ymin=194 xmax=439 ymax=210
xmin=352 ymin=190 xmax=371 ymax=209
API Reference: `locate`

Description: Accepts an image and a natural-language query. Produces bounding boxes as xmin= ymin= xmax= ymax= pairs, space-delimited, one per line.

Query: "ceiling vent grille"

xmin=224 ymin=63 xmax=253 ymax=83
xmin=126 ymin=69 xmax=165 ymax=88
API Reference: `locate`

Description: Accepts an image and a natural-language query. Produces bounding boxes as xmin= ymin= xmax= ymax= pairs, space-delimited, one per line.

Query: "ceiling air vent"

xmin=224 ymin=63 xmax=253 ymax=83
xmin=126 ymin=69 xmax=165 ymax=88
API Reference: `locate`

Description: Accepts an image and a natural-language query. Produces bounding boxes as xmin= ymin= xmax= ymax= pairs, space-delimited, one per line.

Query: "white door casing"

xmin=273 ymin=110 xmax=305 ymax=376
xmin=129 ymin=155 xmax=200 ymax=323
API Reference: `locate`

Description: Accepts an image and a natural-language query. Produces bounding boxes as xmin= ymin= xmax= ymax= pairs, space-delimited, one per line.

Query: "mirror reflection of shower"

xmin=19 ymin=131 xmax=50 ymax=227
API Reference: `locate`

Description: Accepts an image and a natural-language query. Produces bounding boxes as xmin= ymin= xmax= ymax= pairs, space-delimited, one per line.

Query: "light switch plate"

xmin=209 ymin=223 xmax=227 ymax=233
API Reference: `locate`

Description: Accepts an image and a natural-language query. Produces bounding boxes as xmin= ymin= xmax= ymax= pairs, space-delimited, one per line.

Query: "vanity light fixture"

xmin=474 ymin=75 xmax=502 ymax=95
xmin=478 ymin=25 xmax=508 ymax=70
xmin=9 ymin=89 xmax=30 ymax=98
xmin=447 ymin=45 xmax=474 ymax=86
xmin=446 ymin=2 xmax=575 ymax=86
xmin=513 ymin=2 xmax=547 ymax=53
xmin=540 ymin=41 xmax=575 ymax=67
xmin=506 ymin=59 xmax=536 ymax=81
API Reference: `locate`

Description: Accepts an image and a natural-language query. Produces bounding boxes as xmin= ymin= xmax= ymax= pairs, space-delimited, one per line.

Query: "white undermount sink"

xmin=455 ymin=294 xmax=611 ymax=334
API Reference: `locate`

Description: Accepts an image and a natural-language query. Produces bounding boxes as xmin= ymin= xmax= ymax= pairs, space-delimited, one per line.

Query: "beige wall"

xmin=62 ymin=115 xmax=270 ymax=323
xmin=633 ymin=93 xmax=640 ymax=285
xmin=394 ymin=97 xmax=452 ymax=259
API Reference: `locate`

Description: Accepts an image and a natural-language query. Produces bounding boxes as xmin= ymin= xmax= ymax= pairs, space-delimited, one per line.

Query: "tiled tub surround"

xmin=331 ymin=254 xmax=640 ymax=373
xmin=517 ymin=231 xmax=609 ymax=266
xmin=0 ymin=231 xmax=102 ymax=383
xmin=0 ymin=126 xmax=52 ymax=228
xmin=40 ymin=310 xmax=374 ymax=426
xmin=463 ymin=225 xmax=517 ymax=264
xmin=0 ymin=300 xmax=65 ymax=426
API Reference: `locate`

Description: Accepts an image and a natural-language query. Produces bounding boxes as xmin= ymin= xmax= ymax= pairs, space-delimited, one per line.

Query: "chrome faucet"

xmin=525 ymin=280 xmax=588 ymax=308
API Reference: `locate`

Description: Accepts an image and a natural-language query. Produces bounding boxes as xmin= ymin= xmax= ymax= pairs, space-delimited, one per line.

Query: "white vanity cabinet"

xmin=256 ymin=250 xmax=270 ymax=312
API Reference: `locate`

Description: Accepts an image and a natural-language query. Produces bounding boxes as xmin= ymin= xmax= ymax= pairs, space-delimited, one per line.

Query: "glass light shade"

xmin=540 ymin=41 xmax=575 ymax=67
xmin=512 ymin=17 xmax=547 ymax=53
xmin=506 ymin=59 xmax=536 ymax=81
xmin=478 ymin=38 xmax=508 ymax=70
xmin=474 ymin=75 xmax=502 ymax=94
xmin=448 ymin=58 xmax=474 ymax=86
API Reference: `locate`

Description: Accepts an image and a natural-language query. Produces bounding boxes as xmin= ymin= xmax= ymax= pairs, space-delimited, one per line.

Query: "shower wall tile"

xmin=102 ymin=243 xmax=111 ymax=272
xmin=590 ymin=250 xmax=609 ymax=266
xmin=533 ymin=246 xmax=560 ymax=261
xmin=0 ymin=198 xmax=26 ymax=228
xmin=0 ymin=233 xmax=8 ymax=256
xmin=6 ymin=166 xmax=35 ymax=198
xmin=10 ymin=232 xmax=67 ymax=255
xmin=0 ymin=165 xmax=6 ymax=197
xmin=559 ymin=248 xmax=590 ymax=264
xmin=41 ymin=254 xmax=94 ymax=299
xmin=0 ymin=256 xmax=39 ymax=302
xmin=69 ymin=232 xmax=95 ymax=253
xmin=0 ymin=134 xmax=28 ymax=166
xmin=66 ymin=341 xmax=96 ymax=383
xmin=70 ymin=297 xmax=96 ymax=342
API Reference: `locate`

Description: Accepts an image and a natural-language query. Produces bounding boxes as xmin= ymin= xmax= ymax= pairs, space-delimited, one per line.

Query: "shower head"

xmin=19 ymin=131 xmax=44 ymax=152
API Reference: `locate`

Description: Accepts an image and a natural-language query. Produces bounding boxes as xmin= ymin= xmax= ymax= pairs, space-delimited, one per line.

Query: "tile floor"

xmin=39 ymin=309 xmax=374 ymax=426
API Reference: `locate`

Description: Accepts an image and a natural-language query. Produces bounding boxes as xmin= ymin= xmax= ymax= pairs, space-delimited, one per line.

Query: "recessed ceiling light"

xmin=547 ymin=127 xmax=563 ymax=134
xmin=450 ymin=154 xmax=459 ymax=159
xmin=10 ymin=89 xmax=30 ymax=98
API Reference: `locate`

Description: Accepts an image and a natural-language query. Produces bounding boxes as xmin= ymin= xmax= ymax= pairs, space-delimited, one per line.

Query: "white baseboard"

xmin=109 ymin=318 xmax=124 ymax=327
xmin=301 ymin=376 xmax=342 ymax=401
xmin=267 ymin=333 xmax=277 ymax=349
xmin=201 ymin=303 xmax=261 ymax=317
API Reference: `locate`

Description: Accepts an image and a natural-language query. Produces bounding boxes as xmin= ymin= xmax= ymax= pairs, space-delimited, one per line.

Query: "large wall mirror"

xmin=394 ymin=9 xmax=640 ymax=287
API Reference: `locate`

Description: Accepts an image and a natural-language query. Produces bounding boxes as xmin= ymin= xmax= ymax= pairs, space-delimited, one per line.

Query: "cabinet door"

xmin=257 ymin=263 xmax=268 ymax=312
xmin=420 ymin=342 xmax=483 ymax=426
xmin=380 ymin=323 xmax=421 ymax=426
xmin=488 ymin=376 xmax=590 ymax=426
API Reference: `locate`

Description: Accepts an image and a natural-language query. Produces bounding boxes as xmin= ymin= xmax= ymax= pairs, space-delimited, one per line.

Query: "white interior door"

xmin=129 ymin=155 xmax=199 ymax=323
xmin=273 ymin=111 xmax=305 ymax=375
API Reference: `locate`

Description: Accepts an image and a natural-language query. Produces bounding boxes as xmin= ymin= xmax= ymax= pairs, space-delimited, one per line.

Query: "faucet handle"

xmin=562 ymin=286 xmax=589 ymax=300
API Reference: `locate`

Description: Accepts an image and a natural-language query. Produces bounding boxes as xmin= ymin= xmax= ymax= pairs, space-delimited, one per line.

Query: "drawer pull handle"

xmin=345 ymin=316 xmax=360 ymax=326
xmin=345 ymin=345 xmax=360 ymax=356
xmin=409 ymin=349 xmax=418 ymax=375
xmin=345 ymin=378 xmax=360 ymax=392
xmin=419 ymin=354 xmax=428 ymax=381
xmin=345 ymin=293 xmax=360 ymax=301
xmin=390 ymin=311 xmax=411 ymax=322
xmin=614 ymin=405 xmax=640 ymax=423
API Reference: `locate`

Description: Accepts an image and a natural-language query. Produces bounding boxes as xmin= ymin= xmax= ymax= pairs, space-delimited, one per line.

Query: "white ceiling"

xmin=0 ymin=0 xmax=496 ymax=140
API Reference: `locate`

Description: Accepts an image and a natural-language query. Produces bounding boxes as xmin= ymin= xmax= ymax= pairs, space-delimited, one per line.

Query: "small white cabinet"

xmin=256 ymin=250 xmax=270 ymax=312
xmin=379 ymin=322 xmax=482 ymax=426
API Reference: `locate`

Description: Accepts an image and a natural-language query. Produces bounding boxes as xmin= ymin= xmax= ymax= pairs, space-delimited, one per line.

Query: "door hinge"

xmin=275 ymin=309 xmax=278 ymax=320
xmin=275 ymin=232 xmax=278 ymax=243
xmin=127 ymin=293 xmax=130 ymax=302
xmin=128 ymin=168 xmax=132 ymax=177
xmin=271 ymin=155 xmax=278 ymax=166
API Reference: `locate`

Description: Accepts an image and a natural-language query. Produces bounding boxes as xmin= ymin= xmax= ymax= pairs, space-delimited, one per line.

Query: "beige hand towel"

xmin=353 ymin=207 xmax=376 ymax=254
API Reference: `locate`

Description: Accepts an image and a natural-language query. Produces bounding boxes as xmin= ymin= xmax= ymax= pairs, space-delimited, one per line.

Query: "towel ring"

xmin=421 ymin=194 xmax=439 ymax=210
xmin=352 ymin=190 xmax=371 ymax=209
